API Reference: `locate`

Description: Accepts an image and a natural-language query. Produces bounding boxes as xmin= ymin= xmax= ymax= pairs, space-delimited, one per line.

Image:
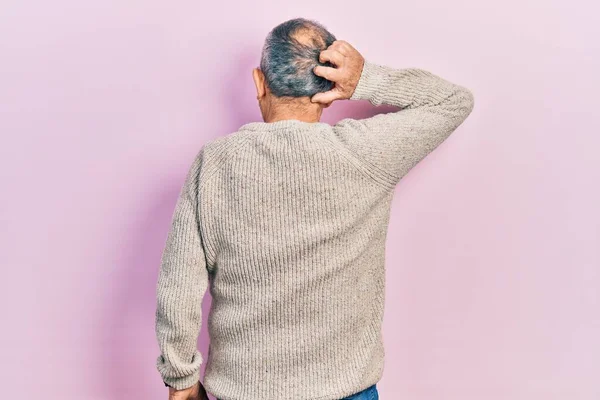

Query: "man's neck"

xmin=264 ymin=99 xmax=322 ymax=123
xmin=265 ymin=114 xmax=321 ymax=123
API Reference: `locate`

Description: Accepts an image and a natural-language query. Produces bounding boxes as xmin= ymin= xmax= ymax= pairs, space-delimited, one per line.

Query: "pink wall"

xmin=2 ymin=1 xmax=598 ymax=399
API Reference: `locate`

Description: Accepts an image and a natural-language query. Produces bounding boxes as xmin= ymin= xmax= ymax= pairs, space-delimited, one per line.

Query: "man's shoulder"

xmin=203 ymin=127 xmax=256 ymax=153
xmin=197 ymin=128 xmax=256 ymax=174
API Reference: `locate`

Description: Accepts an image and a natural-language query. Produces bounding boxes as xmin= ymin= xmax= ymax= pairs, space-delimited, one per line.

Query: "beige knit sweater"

xmin=154 ymin=60 xmax=474 ymax=400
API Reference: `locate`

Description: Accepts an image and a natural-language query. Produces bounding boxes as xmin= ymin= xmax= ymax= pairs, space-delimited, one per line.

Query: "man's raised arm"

xmin=312 ymin=40 xmax=474 ymax=185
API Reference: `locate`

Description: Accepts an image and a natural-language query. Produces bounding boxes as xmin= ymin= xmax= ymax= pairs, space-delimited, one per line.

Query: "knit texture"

xmin=154 ymin=60 xmax=474 ymax=400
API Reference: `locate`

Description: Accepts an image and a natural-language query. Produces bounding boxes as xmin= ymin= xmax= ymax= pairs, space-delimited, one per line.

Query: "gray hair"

xmin=260 ymin=18 xmax=337 ymax=98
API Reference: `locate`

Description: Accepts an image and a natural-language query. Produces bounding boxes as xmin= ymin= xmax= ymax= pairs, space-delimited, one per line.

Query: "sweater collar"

xmin=239 ymin=119 xmax=330 ymax=132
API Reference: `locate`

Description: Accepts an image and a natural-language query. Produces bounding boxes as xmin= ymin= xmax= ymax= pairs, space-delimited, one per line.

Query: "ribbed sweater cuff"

xmin=161 ymin=371 xmax=200 ymax=391
xmin=349 ymin=60 xmax=389 ymax=102
xmin=157 ymin=352 xmax=202 ymax=390
xmin=349 ymin=60 xmax=457 ymax=108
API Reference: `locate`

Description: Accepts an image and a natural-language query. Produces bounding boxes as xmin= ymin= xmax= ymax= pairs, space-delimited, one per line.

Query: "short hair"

xmin=260 ymin=18 xmax=337 ymax=98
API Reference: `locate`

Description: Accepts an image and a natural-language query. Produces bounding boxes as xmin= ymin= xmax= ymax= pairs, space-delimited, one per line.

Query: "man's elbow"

xmin=460 ymin=86 xmax=475 ymax=116
xmin=443 ymin=86 xmax=475 ymax=133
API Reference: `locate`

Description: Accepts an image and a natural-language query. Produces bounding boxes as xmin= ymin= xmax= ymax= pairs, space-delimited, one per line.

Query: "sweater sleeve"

xmin=333 ymin=60 xmax=475 ymax=185
xmin=154 ymin=148 xmax=209 ymax=390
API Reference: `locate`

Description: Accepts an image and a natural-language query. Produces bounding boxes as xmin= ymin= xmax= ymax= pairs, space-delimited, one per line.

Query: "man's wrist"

xmin=164 ymin=379 xmax=202 ymax=393
xmin=349 ymin=60 xmax=388 ymax=103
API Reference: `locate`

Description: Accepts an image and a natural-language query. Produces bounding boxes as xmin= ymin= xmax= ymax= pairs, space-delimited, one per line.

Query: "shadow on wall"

xmin=98 ymin=50 xmax=399 ymax=400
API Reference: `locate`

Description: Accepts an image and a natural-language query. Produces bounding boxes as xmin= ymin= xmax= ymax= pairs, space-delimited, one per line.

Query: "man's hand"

xmin=168 ymin=380 xmax=209 ymax=400
xmin=311 ymin=40 xmax=365 ymax=106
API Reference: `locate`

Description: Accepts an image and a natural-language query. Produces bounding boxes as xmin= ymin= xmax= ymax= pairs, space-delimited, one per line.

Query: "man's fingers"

xmin=329 ymin=40 xmax=353 ymax=56
xmin=313 ymin=65 xmax=341 ymax=82
xmin=311 ymin=90 xmax=341 ymax=104
xmin=319 ymin=49 xmax=345 ymax=67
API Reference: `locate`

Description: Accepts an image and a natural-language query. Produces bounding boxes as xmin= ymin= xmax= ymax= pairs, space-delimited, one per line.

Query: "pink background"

xmin=2 ymin=1 xmax=598 ymax=399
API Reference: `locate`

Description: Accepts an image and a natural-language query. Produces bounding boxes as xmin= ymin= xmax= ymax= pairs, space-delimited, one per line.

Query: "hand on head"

xmin=311 ymin=40 xmax=365 ymax=106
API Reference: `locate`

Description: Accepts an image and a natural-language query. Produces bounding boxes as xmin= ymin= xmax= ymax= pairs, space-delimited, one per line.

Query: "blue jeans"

xmin=215 ymin=384 xmax=378 ymax=400
xmin=341 ymin=384 xmax=379 ymax=400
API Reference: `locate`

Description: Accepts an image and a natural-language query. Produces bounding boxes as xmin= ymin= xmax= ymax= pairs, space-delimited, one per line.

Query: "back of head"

xmin=260 ymin=18 xmax=336 ymax=98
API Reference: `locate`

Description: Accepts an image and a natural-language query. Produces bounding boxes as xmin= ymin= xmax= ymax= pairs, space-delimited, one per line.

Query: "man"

xmin=155 ymin=17 xmax=474 ymax=400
